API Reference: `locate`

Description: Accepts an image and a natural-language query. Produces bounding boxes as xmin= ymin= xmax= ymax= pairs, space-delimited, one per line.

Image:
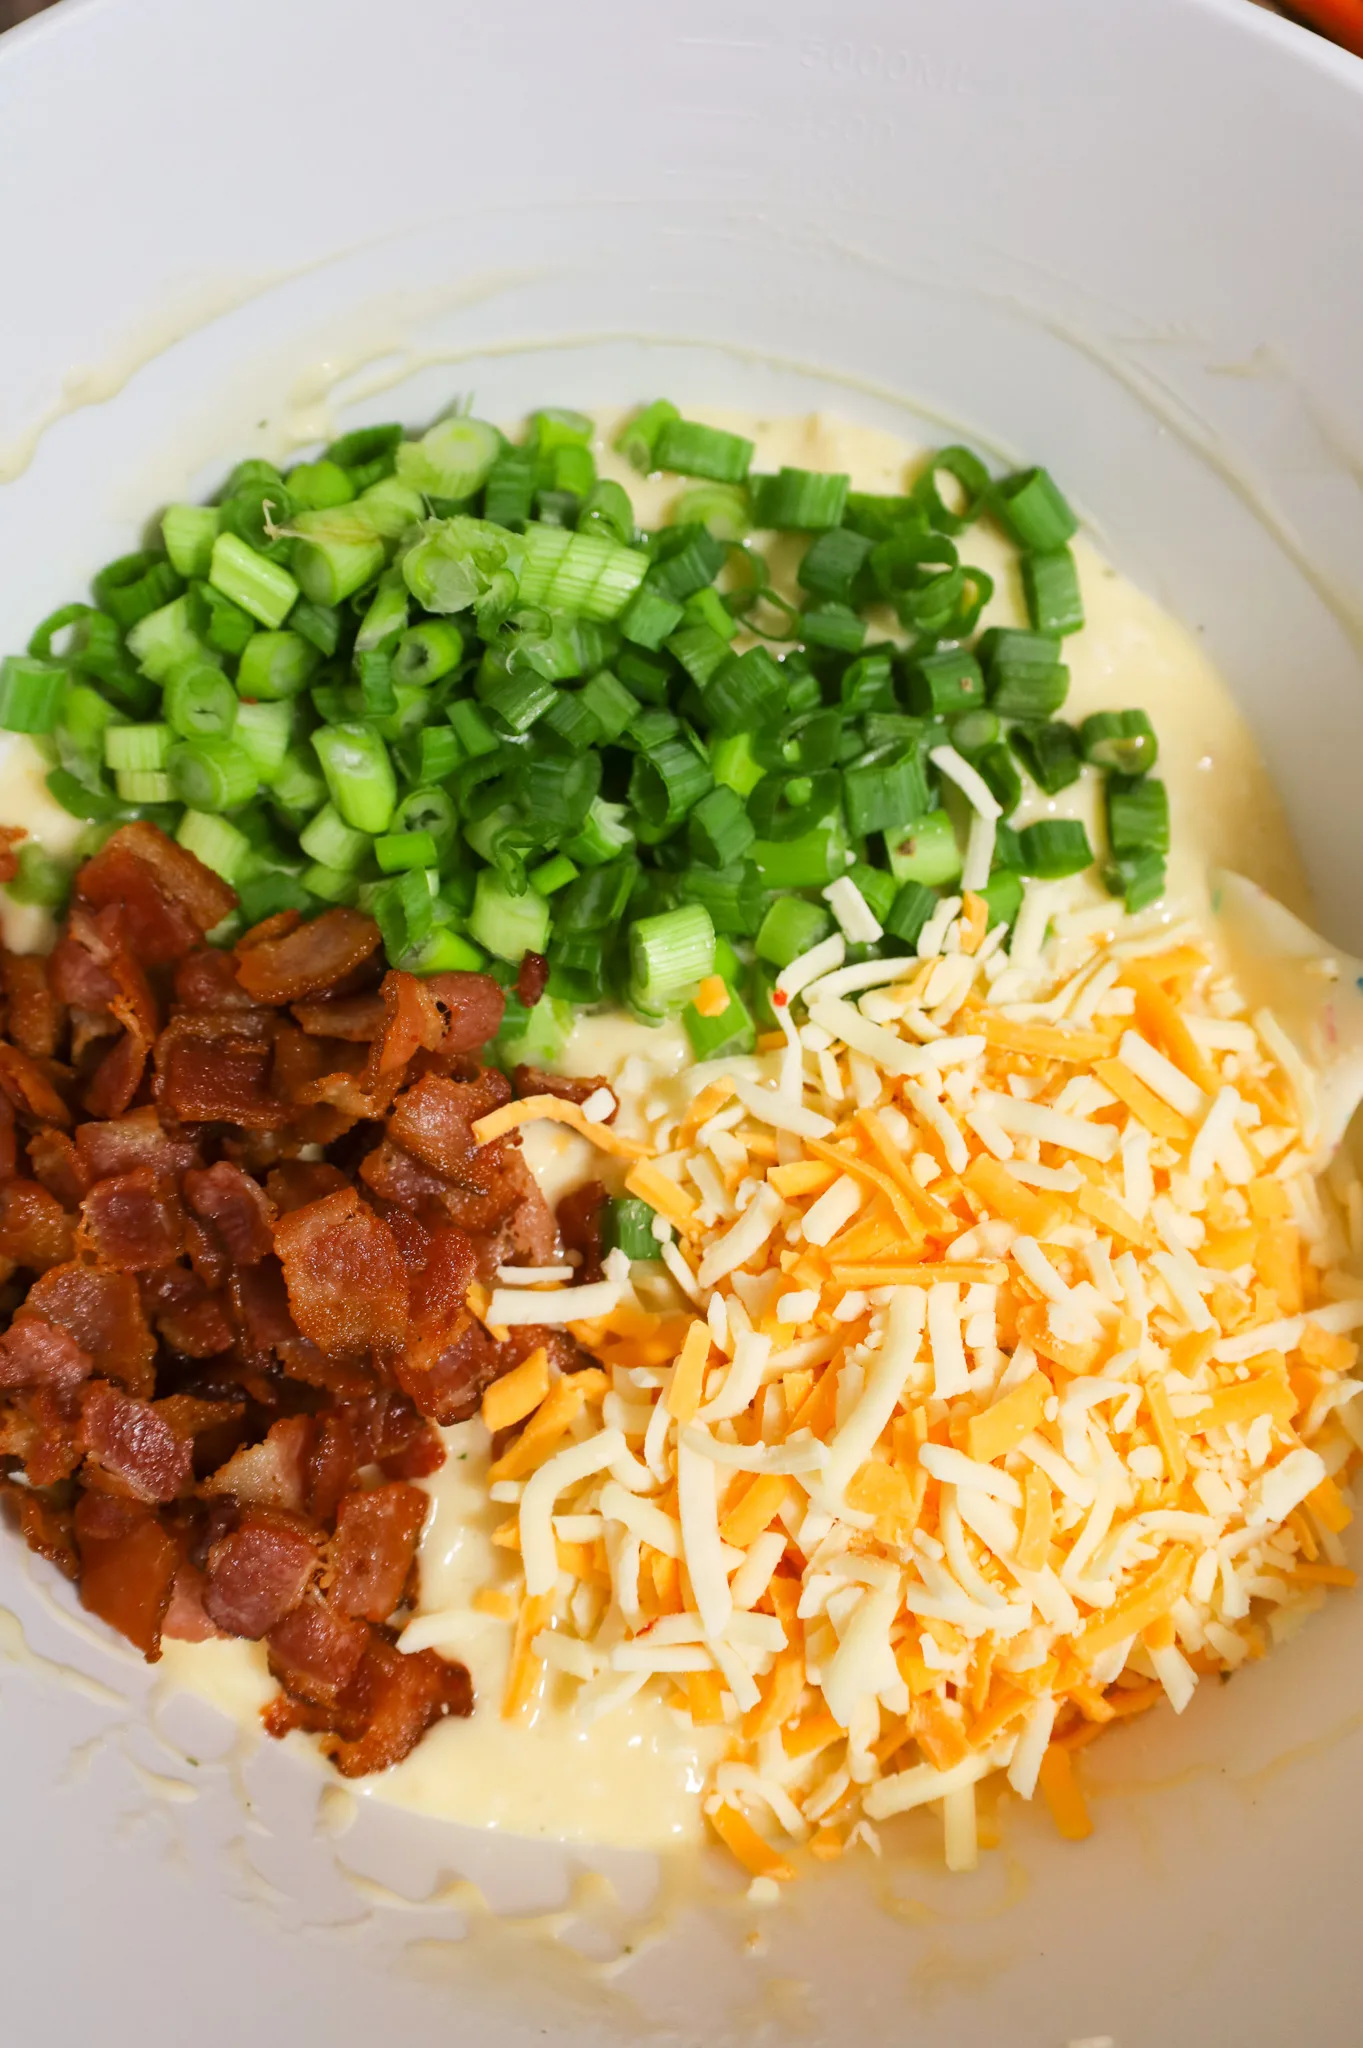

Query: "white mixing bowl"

xmin=1 ymin=3 xmax=1362 ymax=2042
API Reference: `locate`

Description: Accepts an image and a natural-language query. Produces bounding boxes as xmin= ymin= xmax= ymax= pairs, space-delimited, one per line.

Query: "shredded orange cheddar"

xmin=768 ymin=1158 xmax=839 ymax=1198
xmin=471 ymin=1093 xmax=649 ymax=1158
xmin=488 ymin=1378 xmax=586 ymax=1482
xmin=721 ymin=1470 xmax=796 ymax=1547
xmin=967 ymin=1371 xmax=1049 ymax=1466
xmin=683 ymin=1669 xmax=726 ymax=1724
xmin=981 ymin=1015 xmax=1111 ymax=1063
xmin=503 ymin=1591 xmax=554 ymax=1719
xmin=1123 ymin=962 xmax=1217 ymax=1093
xmin=1076 ymin=1547 xmax=1194 ymax=1662
xmin=1037 ymin=1743 xmax=1093 ymax=1840
xmin=1075 ymin=1182 xmax=1151 ymax=1248
xmin=707 ymin=1803 xmax=795 ymax=1881
xmin=481 ymin=1345 xmax=550 ymax=1433
xmin=1144 ymin=1376 xmax=1188 ymax=1486
xmin=1095 ymin=1058 xmax=1192 ymax=1143
xmin=1306 ymin=1473 xmax=1354 ymax=1535
xmin=1192 ymin=1374 xmax=1296 ymax=1434
xmin=693 ymin=974 xmax=731 ymax=1018
xmin=966 ymin=1153 xmax=1069 ymax=1237
xmin=624 ymin=1158 xmax=699 ymax=1232
xmin=666 ymin=1318 xmax=711 ymax=1424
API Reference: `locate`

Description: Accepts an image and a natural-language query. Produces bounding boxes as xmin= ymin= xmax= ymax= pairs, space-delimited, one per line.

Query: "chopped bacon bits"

xmin=516 ymin=951 xmax=549 ymax=1009
xmin=0 ymin=825 xmax=525 ymax=1780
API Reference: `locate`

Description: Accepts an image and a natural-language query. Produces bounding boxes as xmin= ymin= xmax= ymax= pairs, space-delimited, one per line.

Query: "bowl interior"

xmin=2 ymin=2 xmax=1363 ymax=2043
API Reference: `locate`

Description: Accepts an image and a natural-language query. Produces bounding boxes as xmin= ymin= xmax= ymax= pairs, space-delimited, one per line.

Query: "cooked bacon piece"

xmin=152 ymin=1394 xmax=245 ymax=1475
xmin=78 ymin=1167 xmax=183 ymax=1271
xmin=0 ymin=1042 xmax=71 ymax=1128
xmin=49 ymin=916 xmax=119 ymax=1013
xmin=203 ymin=1508 xmax=319 ymax=1638
xmin=365 ymin=971 xmax=446 ymax=1090
xmin=156 ymin=1013 xmax=287 ymax=1128
xmin=235 ymin=908 xmax=381 ymax=1006
xmin=265 ymin=1598 xmax=369 ymax=1711
xmin=0 ymin=1180 xmax=76 ymax=1270
xmin=0 ymin=1091 xmax=15 ymax=1181
xmin=513 ymin=1064 xmax=609 ymax=1110
xmin=388 ymin=1070 xmax=511 ymax=1180
xmin=0 ymin=1310 xmax=93 ymax=1389
xmin=74 ymin=1490 xmax=179 ymax=1658
xmin=75 ymin=823 xmax=235 ymax=965
xmin=162 ymin=1558 xmax=221 ymax=1642
xmin=74 ymin=1105 xmax=198 ymax=1182
xmin=274 ymin=1187 xmax=408 ymax=1363
xmin=557 ymin=1179 xmax=607 ymax=1285
xmin=358 ymin=1137 xmax=451 ymax=1211
xmin=229 ymin=1258 xmax=329 ymax=1382
xmin=324 ymin=1637 xmax=471 ymax=1776
xmin=183 ymin=1160 xmax=275 ymax=1264
xmin=515 ymin=950 xmax=549 ymax=1009
xmin=368 ymin=1392 xmax=446 ymax=1480
xmin=202 ymin=1414 xmax=313 ymax=1514
xmin=329 ymin=1482 xmax=428 ymax=1622
xmin=1 ymin=953 xmax=61 ymax=1060
xmin=140 ymin=1267 xmax=235 ymax=1358
xmin=424 ymin=971 xmax=506 ymax=1055
xmin=79 ymin=1383 xmax=194 ymax=1503
xmin=264 ymin=1632 xmax=471 ymax=1775
xmin=83 ymin=1028 xmax=149 ymax=1120
xmin=0 ymin=826 xmax=25 ymax=886
xmin=290 ymin=991 xmax=387 ymax=1042
xmin=264 ymin=1162 xmax=349 ymax=1217
xmin=402 ymin=1314 xmax=501 ymax=1425
xmin=27 ymin=1126 xmax=89 ymax=1207
xmin=502 ymin=1150 xmax=558 ymax=1264
xmin=174 ymin=947 xmax=253 ymax=1010
xmin=26 ymin=1261 xmax=156 ymax=1397
xmin=1 ymin=1480 xmax=79 ymax=1580
xmin=306 ymin=1411 xmax=361 ymax=1522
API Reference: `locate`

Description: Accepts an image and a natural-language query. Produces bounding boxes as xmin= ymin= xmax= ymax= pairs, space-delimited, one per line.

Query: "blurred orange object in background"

xmin=1290 ymin=0 xmax=1363 ymax=53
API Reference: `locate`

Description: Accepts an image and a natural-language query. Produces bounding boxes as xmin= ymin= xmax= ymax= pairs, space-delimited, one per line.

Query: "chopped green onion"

xmin=844 ymin=750 xmax=932 ymax=837
xmin=615 ymin=400 xmax=681 ymax=474
xmin=287 ymin=460 xmax=355 ymax=512
xmin=688 ymin=784 xmax=756 ymax=867
xmin=800 ymin=602 xmax=866 ymax=653
xmin=291 ymin=509 xmax=387 ymax=606
xmin=235 ymin=701 xmax=294 ymax=781
xmin=169 ymin=736 xmax=259 ymax=810
xmin=191 ymin=581 xmax=256 ymax=658
xmin=1107 ymin=775 xmax=1170 ymax=855
xmin=620 ymin=587 xmax=685 ymax=651
xmin=237 ymin=630 xmax=319 ymax=701
xmin=798 ymin=526 xmax=874 ymax=603
xmin=162 ymin=505 xmax=221 ymax=580
xmin=393 ymin=620 xmax=464 ymax=691
xmin=847 ymin=861 xmax=899 ymax=926
xmin=653 ymin=418 xmax=753 ymax=485
xmin=312 ymin=722 xmax=398 ymax=833
xmin=483 ymin=448 xmax=537 ymax=531
xmin=301 ymin=861 xmax=361 ymax=907
xmin=376 ymin=829 xmax=439 ymax=873
xmin=299 ymin=802 xmax=370 ymax=872
xmin=355 ymin=571 xmax=410 ymax=654
xmin=104 ymin=722 xmax=172 ymax=772
xmin=372 ymin=869 xmax=437 ymax=960
xmin=1103 ymin=850 xmax=1166 ymax=913
xmin=326 ymin=422 xmax=403 ymax=487
xmin=702 ymin=645 xmax=786 ymax=736
xmin=529 ymin=853 xmax=579 ymax=897
xmin=680 ymin=861 xmax=765 ymax=936
xmin=0 ymin=656 xmax=67 ymax=734
xmin=886 ymin=809 xmax=962 ymax=888
xmin=92 ymin=552 xmax=183 ymax=631
xmin=403 ymin=927 xmax=487 ymax=974
xmin=629 ymin=736 xmax=712 ymax=831
xmin=164 ymin=661 xmax=238 ymax=740
xmin=1016 ymin=818 xmax=1094 ymax=878
xmin=416 ymin=726 xmax=460 ymax=784
xmin=468 ymin=868 xmax=551 ymax=962
xmin=177 ymin=808 xmax=253 ymax=883
xmin=352 ymin=477 xmax=425 ymax=541
xmin=843 ymin=492 xmax=921 ymax=542
xmin=883 ymin=880 xmax=937 ymax=951
xmin=904 ymin=648 xmax=986 ymax=717
xmin=683 ymin=976 xmax=756 ymax=1060
xmin=478 ymin=665 xmax=557 ymax=734
xmin=126 ymin=596 xmax=210 ymax=682
xmin=976 ymin=740 xmax=1023 ymax=815
xmin=447 ymin=698 xmax=500 ymax=759
xmin=356 ymin=649 xmax=397 ymax=718
xmin=1080 ymin=708 xmax=1159 ymax=776
xmin=1022 ymin=547 xmax=1085 ymax=636
xmin=563 ymin=798 xmax=635 ymax=869
xmin=394 ymin=415 xmax=501 ymax=500
xmin=606 ymin=1196 xmax=666 ymax=1259
xmin=750 ymin=828 xmax=842 ymax=890
xmin=4 ymin=841 xmax=72 ymax=913
xmin=629 ymin=902 xmax=715 ymax=1005
xmin=912 ymin=446 xmax=991 ymax=535
xmin=45 ymin=769 xmax=125 ymax=822
xmin=208 ymin=533 xmax=298 ymax=629
xmin=755 ymin=895 xmax=830 ymax=968
xmin=269 ymin=747 xmax=329 ymax=818
xmin=516 ymin=523 xmax=649 ymax=622
xmin=979 ymin=867 xmax=1024 ymax=930
xmin=992 ymin=467 xmax=1079 ymax=550
xmin=114 ymin=769 xmax=173 ymax=803
xmin=1011 ymin=721 xmax=1083 ymax=795
xmin=750 ymin=466 xmax=849 ymax=531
